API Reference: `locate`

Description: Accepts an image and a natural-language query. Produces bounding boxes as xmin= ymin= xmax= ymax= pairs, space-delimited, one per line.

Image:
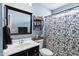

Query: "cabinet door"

xmin=28 ymin=46 xmax=39 ymax=56
xmin=10 ymin=50 xmax=28 ymax=56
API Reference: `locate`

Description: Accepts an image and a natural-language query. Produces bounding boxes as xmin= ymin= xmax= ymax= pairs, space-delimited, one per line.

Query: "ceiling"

xmin=40 ymin=3 xmax=69 ymax=10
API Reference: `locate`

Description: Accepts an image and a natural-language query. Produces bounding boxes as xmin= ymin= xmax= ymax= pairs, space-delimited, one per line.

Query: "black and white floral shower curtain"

xmin=44 ymin=8 xmax=79 ymax=56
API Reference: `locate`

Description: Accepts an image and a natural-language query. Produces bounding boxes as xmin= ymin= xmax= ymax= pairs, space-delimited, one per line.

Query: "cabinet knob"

xmin=35 ymin=50 xmax=37 ymax=52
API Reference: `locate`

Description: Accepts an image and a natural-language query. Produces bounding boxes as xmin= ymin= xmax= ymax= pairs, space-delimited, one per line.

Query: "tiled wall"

xmin=44 ymin=9 xmax=79 ymax=56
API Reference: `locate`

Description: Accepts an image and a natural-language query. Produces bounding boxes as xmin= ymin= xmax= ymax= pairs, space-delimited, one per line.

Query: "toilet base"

xmin=39 ymin=48 xmax=53 ymax=56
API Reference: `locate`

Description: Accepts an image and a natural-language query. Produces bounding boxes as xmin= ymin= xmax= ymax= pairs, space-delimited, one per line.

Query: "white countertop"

xmin=3 ymin=39 xmax=39 ymax=56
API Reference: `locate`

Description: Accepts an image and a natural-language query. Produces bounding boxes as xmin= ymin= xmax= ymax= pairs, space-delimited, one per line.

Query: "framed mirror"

xmin=5 ymin=5 xmax=32 ymax=35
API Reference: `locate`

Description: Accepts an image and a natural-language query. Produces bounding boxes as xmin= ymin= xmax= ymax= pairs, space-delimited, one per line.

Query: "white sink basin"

xmin=12 ymin=39 xmax=38 ymax=48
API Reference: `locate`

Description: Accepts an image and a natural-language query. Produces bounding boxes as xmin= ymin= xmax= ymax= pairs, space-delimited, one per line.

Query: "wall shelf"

xmin=33 ymin=18 xmax=43 ymax=30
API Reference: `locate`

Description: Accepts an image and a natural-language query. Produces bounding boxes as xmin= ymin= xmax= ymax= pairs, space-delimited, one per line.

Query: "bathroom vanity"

xmin=3 ymin=39 xmax=39 ymax=56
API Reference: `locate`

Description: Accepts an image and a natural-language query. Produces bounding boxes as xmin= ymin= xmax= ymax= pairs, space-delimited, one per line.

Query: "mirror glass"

xmin=6 ymin=5 xmax=32 ymax=34
xmin=8 ymin=9 xmax=31 ymax=34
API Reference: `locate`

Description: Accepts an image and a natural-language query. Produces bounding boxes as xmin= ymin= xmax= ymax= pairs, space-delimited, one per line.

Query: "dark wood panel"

xmin=28 ymin=46 xmax=39 ymax=56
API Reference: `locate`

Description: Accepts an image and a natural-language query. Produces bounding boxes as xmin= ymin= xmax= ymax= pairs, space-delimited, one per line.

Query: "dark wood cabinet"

xmin=28 ymin=46 xmax=39 ymax=56
xmin=10 ymin=46 xmax=39 ymax=56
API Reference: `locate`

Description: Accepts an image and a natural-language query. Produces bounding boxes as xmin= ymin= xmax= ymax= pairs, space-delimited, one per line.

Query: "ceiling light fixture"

xmin=27 ymin=3 xmax=32 ymax=6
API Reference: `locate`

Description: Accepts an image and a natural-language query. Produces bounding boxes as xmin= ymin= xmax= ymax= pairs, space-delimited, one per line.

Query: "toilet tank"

xmin=35 ymin=39 xmax=44 ymax=49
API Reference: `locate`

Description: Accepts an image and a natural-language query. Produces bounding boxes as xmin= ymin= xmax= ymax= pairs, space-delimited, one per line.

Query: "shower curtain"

xmin=44 ymin=8 xmax=79 ymax=56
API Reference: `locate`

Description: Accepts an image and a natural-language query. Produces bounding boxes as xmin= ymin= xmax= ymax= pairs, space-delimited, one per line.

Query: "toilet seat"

xmin=39 ymin=48 xmax=53 ymax=56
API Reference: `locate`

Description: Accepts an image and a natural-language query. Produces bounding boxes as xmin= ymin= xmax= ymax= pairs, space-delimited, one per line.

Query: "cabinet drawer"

xmin=28 ymin=46 xmax=39 ymax=56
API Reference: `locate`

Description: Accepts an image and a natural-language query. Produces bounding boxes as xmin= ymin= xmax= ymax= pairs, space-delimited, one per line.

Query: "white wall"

xmin=0 ymin=3 xmax=3 ymax=56
xmin=32 ymin=3 xmax=51 ymax=16
xmin=5 ymin=3 xmax=51 ymax=16
xmin=32 ymin=3 xmax=51 ymax=35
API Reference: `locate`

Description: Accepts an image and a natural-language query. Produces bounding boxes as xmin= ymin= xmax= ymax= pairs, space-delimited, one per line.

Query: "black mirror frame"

xmin=5 ymin=5 xmax=32 ymax=35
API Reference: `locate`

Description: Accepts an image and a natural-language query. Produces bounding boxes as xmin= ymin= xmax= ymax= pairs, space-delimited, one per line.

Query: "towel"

xmin=3 ymin=26 xmax=12 ymax=49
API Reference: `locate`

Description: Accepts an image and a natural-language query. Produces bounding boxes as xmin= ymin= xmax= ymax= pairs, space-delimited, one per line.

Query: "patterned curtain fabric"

xmin=44 ymin=9 xmax=79 ymax=56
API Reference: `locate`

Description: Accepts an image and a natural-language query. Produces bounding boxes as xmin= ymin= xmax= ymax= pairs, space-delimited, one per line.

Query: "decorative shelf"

xmin=33 ymin=18 xmax=43 ymax=30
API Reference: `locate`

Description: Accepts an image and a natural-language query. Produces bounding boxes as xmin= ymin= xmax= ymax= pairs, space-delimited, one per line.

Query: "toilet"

xmin=35 ymin=39 xmax=53 ymax=56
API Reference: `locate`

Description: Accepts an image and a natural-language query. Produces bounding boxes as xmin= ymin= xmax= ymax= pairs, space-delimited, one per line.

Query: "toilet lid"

xmin=39 ymin=48 xmax=53 ymax=56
